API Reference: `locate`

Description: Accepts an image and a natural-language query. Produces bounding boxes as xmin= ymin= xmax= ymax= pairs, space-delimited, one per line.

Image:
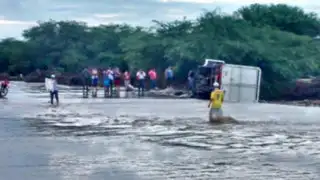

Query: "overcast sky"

xmin=0 ymin=0 xmax=319 ymax=39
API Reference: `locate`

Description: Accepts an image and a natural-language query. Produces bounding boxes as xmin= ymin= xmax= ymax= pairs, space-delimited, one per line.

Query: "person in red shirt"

xmin=113 ymin=67 xmax=121 ymax=97
xmin=123 ymin=71 xmax=131 ymax=90
xmin=148 ymin=68 xmax=157 ymax=89
xmin=113 ymin=68 xmax=121 ymax=86
xmin=0 ymin=79 xmax=9 ymax=97
xmin=1 ymin=79 xmax=9 ymax=89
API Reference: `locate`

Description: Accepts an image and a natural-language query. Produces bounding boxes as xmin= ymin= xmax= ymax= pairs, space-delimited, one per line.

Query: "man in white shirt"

xmin=50 ymin=74 xmax=59 ymax=105
xmin=136 ymin=69 xmax=146 ymax=97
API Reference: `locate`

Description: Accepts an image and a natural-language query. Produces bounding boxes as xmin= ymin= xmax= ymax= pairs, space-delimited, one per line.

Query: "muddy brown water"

xmin=0 ymin=82 xmax=320 ymax=180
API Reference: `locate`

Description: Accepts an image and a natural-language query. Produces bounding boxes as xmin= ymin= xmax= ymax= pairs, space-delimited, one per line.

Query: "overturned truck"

xmin=194 ymin=59 xmax=262 ymax=103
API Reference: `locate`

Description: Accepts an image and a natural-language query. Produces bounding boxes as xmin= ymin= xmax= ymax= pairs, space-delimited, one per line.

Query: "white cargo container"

xmin=221 ymin=64 xmax=262 ymax=102
xmin=200 ymin=59 xmax=262 ymax=102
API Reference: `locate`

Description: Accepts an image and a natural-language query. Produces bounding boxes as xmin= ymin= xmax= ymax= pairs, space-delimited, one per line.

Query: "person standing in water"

xmin=136 ymin=69 xmax=146 ymax=97
xmin=50 ymin=74 xmax=59 ymax=105
xmin=208 ymin=82 xmax=224 ymax=122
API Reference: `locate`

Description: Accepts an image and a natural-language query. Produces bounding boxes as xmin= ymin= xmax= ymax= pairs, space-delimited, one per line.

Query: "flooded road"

xmin=1 ymin=82 xmax=320 ymax=180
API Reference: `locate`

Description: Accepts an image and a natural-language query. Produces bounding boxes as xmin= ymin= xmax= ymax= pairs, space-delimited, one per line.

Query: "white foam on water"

xmin=56 ymin=117 xmax=102 ymax=127
xmin=230 ymin=143 xmax=246 ymax=148
xmin=167 ymin=138 xmax=212 ymax=149
xmin=271 ymin=134 xmax=287 ymax=139
xmin=138 ymin=125 xmax=171 ymax=134
xmin=101 ymin=124 xmax=132 ymax=129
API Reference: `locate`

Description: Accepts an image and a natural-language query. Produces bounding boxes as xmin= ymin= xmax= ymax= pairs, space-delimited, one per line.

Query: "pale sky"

xmin=0 ymin=0 xmax=319 ymax=39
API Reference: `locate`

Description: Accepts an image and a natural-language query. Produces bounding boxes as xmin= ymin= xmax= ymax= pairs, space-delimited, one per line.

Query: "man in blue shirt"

xmin=165 ymin=66 xmax=174 ymax=88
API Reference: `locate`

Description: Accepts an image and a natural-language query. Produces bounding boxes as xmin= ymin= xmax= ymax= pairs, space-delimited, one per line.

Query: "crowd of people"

xmin=45 ymin=65 xmax=199 ymax=103
xmin=0 ymin=64 xmax=224 ymax=122
xmin=81 ymin=66 xmax=176 ymax=98
xmin=46 ymin=68 xmax=224 ymax=122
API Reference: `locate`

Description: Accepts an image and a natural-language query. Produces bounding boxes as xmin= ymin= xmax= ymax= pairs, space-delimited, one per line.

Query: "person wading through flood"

xmin=49 ymin=74 xmax=59 ymax=105
xmin=136 ymin=69 xmax=146 ymax=97
xmin=208 ymin=82 xmax=224 ymax=122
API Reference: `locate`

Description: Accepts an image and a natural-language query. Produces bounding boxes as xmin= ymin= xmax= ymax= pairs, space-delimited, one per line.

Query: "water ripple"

xmin=2 ymin=82 xmax=320 ymax=179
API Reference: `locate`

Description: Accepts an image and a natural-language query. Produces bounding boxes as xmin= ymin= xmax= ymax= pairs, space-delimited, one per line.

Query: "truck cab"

xmin=194 ymin=59 xmax=225 ymax=98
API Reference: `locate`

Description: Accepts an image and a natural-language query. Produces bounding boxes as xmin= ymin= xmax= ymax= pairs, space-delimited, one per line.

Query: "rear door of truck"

xmin=221 ymin=64 xmax=261 ymax=102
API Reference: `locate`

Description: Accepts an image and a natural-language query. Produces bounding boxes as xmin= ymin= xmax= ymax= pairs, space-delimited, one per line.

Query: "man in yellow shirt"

xmin=208 ymin=82 xmax=224 ymax=122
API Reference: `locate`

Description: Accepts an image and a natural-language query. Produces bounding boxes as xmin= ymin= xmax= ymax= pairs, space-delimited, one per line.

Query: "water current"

xmin=0 ymin=82 xmax=320 ymax=180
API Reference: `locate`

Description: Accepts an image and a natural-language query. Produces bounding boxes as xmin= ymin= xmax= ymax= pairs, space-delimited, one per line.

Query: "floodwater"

xmin=0 ymin=82 xmax=320 ymax=180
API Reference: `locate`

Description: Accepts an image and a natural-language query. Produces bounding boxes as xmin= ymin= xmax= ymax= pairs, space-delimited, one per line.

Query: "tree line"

xmin=0 ymin=3 xmax=320 ymax=100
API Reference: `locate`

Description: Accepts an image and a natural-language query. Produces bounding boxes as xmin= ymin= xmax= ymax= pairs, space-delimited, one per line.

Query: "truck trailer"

xmin=194 ymin=59 xmax=262 ymax=103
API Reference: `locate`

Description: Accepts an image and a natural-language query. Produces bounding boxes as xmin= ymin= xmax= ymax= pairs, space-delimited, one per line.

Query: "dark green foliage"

xmin=0 ymin=4 xmax=319 ymax=100
xmin=236 ymin=4 xmax=320 ymax=36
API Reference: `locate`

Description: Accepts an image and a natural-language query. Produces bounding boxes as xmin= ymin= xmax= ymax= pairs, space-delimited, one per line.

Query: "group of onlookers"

xmin=84 ymin=66 xmax=175 ymax=97
xmin=46 ymin=65 xmax=226 ymax=123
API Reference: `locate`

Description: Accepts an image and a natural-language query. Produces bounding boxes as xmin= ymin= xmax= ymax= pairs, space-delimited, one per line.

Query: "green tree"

xmin=0 ymin=38 xmax=31 ymax=75
xmin=236 ymin=4 xmax=320 ymax=37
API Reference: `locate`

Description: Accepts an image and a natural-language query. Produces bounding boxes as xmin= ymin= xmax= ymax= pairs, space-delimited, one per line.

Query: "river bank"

xmin=1 ymin=71 xmax=319 ymax=107
xmin=26 ymin=82 xmax=320 ymax=107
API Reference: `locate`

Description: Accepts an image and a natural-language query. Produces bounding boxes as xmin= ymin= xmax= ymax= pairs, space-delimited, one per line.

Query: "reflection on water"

xmin=0 ymin=82 xmax=320 ymax=180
